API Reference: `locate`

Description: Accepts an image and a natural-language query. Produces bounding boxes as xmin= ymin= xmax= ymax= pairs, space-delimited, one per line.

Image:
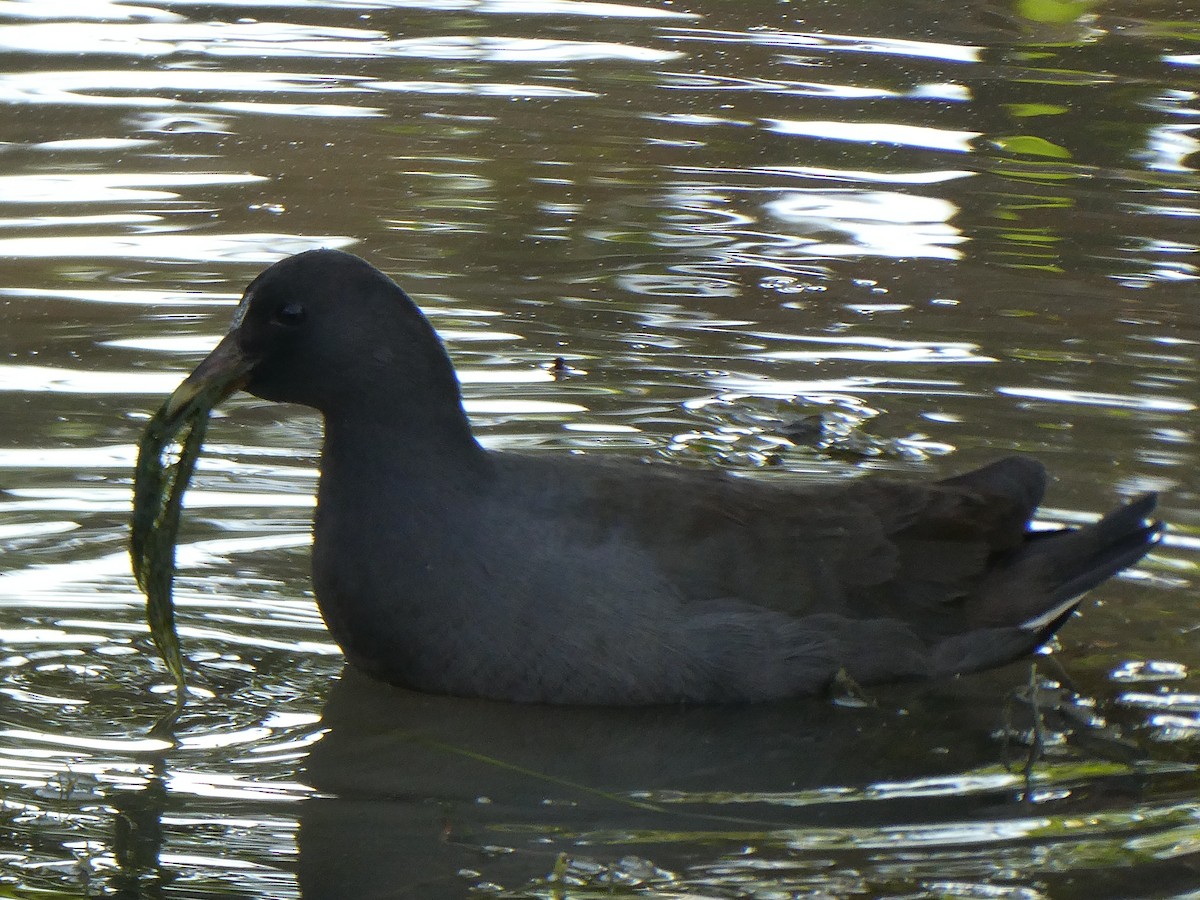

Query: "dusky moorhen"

xmin=161 ymin=249 xmax=1161 ymax=704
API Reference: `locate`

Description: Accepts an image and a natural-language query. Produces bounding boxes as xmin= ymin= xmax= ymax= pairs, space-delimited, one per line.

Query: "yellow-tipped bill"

xmin=162 ymin=332 xmax=254 ymax=422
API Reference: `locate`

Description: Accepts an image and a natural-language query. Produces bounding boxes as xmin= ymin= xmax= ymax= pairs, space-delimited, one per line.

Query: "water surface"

xmin=0 ymin=0 xmax=1197 ymax=897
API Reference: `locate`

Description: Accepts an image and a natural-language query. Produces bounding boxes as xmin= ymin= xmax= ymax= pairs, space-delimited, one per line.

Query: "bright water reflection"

xmin=0 ymin=0 xmax=1196 ymax=896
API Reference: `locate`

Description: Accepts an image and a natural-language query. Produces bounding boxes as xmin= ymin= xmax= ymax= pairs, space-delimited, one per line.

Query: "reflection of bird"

xmin=297 ymin=667 xmax=997 ymax=899
xmin=163 ymin=249 xmax=1161 ymax=704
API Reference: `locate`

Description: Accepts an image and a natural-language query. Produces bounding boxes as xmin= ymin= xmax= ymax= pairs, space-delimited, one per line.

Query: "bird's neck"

xmin=320 ymin=397 xmax=490 ymax=481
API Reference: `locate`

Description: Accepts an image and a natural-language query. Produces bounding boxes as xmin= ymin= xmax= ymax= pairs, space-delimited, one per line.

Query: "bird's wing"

xmin=517 ymin=455 xmax=1048 ymax=631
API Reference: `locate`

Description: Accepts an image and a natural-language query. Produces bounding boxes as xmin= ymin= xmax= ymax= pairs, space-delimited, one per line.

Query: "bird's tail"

xmin=931 ymin=493 xmax=1162 ymax=677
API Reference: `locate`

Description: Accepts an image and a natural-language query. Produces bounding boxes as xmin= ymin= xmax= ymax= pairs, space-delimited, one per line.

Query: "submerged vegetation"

xmin=130 ymin=388 xmax=214 ymax=708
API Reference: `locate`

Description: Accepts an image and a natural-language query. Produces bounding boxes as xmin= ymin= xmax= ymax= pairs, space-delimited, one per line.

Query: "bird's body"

xmin=162 ymin=248 xmax=1162 ymax=704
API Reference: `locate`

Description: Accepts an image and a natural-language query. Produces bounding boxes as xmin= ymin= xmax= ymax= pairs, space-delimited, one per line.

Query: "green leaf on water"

xmin=1015 ymin=0 xmax=1098 ymax=25
xmin=1004 ymin=103 xmax=1070 ymax=118
xmin=992 ymin=135 xmax=1073 ymax=159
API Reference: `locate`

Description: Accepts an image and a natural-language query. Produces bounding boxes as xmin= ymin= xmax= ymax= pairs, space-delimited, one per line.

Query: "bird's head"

xmin=162 ymin=249 xmax=463 ymax=426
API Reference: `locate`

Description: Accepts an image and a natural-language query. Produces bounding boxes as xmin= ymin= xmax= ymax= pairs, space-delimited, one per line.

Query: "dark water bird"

xmin=163 ymin=249 xmax=1161 ymax=704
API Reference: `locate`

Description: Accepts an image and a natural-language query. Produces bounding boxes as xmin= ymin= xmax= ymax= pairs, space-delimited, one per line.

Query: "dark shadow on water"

xmin=295 ymin=665 xmax=1197 ymax=899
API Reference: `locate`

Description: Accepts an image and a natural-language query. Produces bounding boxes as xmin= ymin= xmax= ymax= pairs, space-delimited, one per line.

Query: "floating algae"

xmin=131 ymin=337 xmax=251 ymax=710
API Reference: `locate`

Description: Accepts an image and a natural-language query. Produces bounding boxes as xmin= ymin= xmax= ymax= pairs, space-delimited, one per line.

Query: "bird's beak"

xmin=162 ymin=331 xmax=255 ymax=425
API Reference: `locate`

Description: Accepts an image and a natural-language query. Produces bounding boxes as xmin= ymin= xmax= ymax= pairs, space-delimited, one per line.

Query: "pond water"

xmin=0 ymin=0 xmax=1197 ymax=896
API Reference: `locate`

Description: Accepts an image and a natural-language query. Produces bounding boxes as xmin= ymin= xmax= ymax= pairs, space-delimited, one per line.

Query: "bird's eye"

xmin=274 ymin=302 xmax=305 ymax=326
